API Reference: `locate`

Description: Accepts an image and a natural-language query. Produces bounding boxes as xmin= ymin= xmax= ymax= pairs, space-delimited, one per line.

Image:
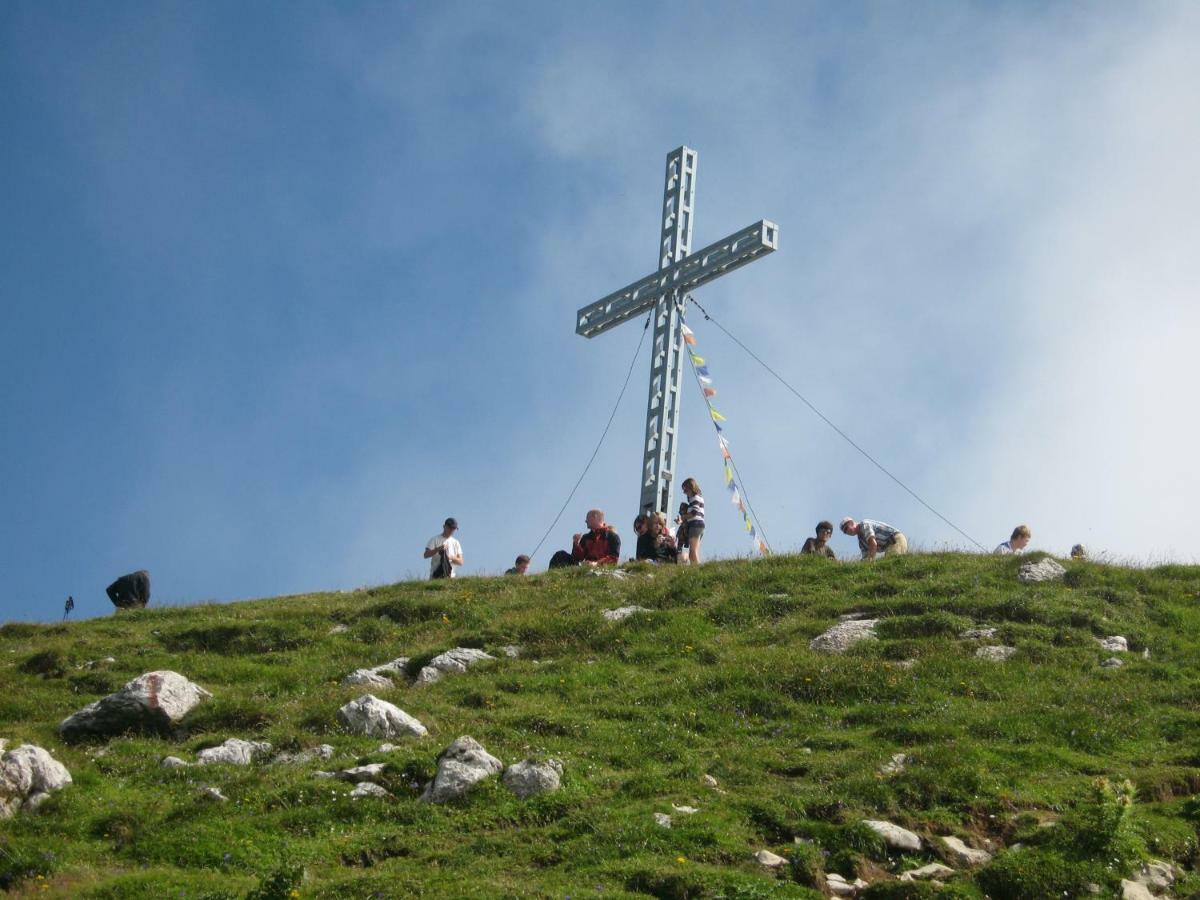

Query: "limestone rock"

xmin=1133 ymin=860 xmax=1175 ymax=892
xmin=754 ymin=849 xmax=786 ymax=867
xmin=200 ymin=786 xmax=228 ymax=802
xmin=702 ymin=774 xmax=719 ymax=788
xmin=272 ymin=744 xmax=335 ymax=765
xmin=1018 ymin=557 xmax=1066 ymax=583
xmin=336 ymin=763 xmax=387 ymax=784
xmin=0 ymin=744 xmax=72 ymax=818
xmin=961 ymin=627 xmax=997 ymax=640
xmin=160 ymin=756 xmax=190 ymax=769
xmin=59 ymin=670 xmax=211 ymax=740
xmin=337 ymin=695 xmax=427 ymax=739
xmin=940 ymin=835 xmax=992 ymax=867
xmin=810 ymin=619 xmax=879 ymax=653
xmin=654 ymin=812 xmax=672 ymax=828
xmin=341 ymin=669 xmax=395 ymax=689
xmin=602 ymin=605 xmax=653 ymax=622
xmin=588 ymin=567 xmax=627 ymax=580
xmin=976 ymin=645 xmax=1017 ymax=662
xmin=1101 ymin=657 xmax=1124 ymax=669
xmin=501 ymin=645 xmax=522 ymax=658
xmin=900 ymin=862 xmax=955 ymax=881
xmin=421 ymin=736 xmax=503 ymax=803
xmin=196 ymin=738 xmax=272 ymax=766
xmin=881 ymin=753 xmax=909 ymax=776
xmin=415 ymin=648 xmax=494 ymax=684
xmin=371 ymin=657 xmax=410 ymax=676
xmin=1099 ymin=636 xmax=1129 ymax=652
xmin=863 ymin=819 xmax=922 ymax=851
xmin=351 ymin=782 xmax=390 ymax=799
xmin=672 ymin=804 xmax=699 ymax=814
xmin=827 ymin=873 xmax=868 ymax=896
xmin=328 ymin=624 xmax=350 ymax=634
xmin=1121 ymin=880 xmax=1155 ymax=900
xmin=502 ymin=758 xmax=563 ymax=799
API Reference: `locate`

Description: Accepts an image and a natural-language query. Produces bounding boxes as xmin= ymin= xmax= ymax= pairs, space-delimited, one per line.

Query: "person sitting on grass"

xmin=801 ymin=521 xmax=836 ymax=558
xmin=636 ymin=512 xmax=679 ymax=563
xmin=505 ymin=554 xmax=530 ymax=575
xmin=995 ymin=525 xmax=1031 ymax=555
xmin=547 ymin=509 xmax=621 ymax=569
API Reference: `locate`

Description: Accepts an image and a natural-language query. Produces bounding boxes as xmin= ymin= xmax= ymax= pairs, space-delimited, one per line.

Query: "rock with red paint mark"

xmin=58 ymin=670 xmax=212 ymax=741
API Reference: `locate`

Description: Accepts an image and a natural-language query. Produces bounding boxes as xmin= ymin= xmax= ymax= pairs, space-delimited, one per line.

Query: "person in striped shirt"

xmin=840 ymin=517 xmax=908 ymax=560
xmin=681 ymin=478 xmax=705 ymax=564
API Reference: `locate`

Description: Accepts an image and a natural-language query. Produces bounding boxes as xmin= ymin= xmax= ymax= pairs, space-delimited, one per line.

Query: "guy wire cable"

xmin=527 ymin=313 xmax=653 ymax=562
xmin=687 ymin=296 xmax=986 ymax=552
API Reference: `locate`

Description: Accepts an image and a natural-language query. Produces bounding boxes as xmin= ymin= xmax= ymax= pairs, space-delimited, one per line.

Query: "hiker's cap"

xmin=444 ymin=517 xmax=459 ymax=530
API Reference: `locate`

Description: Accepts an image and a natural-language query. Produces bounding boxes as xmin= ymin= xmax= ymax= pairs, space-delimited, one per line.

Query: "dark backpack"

xmin=432 ymin=545 xmax=454 ymax=579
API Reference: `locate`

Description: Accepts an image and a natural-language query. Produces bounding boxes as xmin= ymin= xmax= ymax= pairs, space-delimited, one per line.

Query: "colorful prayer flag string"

xmin=681 ymin=322 xmax=769 ymax=556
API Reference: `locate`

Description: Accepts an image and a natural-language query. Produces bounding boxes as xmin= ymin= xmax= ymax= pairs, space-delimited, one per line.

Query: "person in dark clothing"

xmin=548 ymin=509 xmax=621 ymax=569
xmin=801 ymin=521 xmax=837 ymax=559
xmin=106 ymin=570 xmax=151 ymax=609
xmin=636 ymin=512 xmax=678 ymax=563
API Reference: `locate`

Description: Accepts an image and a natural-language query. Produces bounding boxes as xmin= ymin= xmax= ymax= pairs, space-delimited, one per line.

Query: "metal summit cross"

xmin=575 ymin=146 xmax=778 ymax=517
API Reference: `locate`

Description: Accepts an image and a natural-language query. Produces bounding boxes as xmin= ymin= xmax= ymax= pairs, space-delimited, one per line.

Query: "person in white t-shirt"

xmin=995 ymin=524 xmax=1031 ymax=555
xmin=423 ymin=517 xmax=464 ymax=579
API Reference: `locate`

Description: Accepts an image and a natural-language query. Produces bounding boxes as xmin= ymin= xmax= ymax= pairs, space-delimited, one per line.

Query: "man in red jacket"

xmin=572 ymin=509 xmax=621 ymax=565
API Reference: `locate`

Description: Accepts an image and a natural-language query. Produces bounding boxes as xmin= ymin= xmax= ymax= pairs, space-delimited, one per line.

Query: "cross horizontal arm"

xmin=575 ymin=220 xmax=779 ymax=338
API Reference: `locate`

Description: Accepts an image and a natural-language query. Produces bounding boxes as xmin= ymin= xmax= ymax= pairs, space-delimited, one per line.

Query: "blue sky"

xmin=3 ymin=2 xmax=1197 ymax=622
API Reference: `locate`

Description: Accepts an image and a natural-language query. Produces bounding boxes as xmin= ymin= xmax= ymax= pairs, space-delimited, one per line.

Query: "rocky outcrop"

xmin=602 ymin=606 xmax=653 ymax=622
xmin=863 ymin=819 xmax=922 ymax=851
xmin=1018 ymin=558 xmax=1066 ymax=583
xmin=196 ymin=738 xmax=273 ymax=766
xmin=976 ymin=645 xmax=1017 ymax=662
xmin=1 ymin=744 xmax=72 ymax=817
xmin=59 ymin=671 xmax=211 ymax=740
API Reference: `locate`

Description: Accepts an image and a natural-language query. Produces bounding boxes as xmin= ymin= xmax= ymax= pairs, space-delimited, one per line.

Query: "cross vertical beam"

xmin=573 ymin=146 xmax=777 ymax=524
xmin=640 ymin=147 xmax=696 ymax=516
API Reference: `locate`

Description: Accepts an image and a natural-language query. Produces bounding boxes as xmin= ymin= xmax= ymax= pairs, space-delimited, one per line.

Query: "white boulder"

xmin=940 ymin=835 xmax=992 ymax=867
xmin=59 ymin=670 xmax=211 ymax=740
xmin=754 ymin=849 xmax=787 ymax=867
xmin=337 ymin=695 xmax=427 ymax=739
xmin=863 ymin=819 xmax=922 ymax=851
xmin=1099 ymin=636 xmax=1129 ymax=652
xmin=502 ymin=759 xmax=563 ymax=799
xmin=196 ymin=738 xmax=272 ymax=766
xmin=900 ymin=862 xmax=955 ymax=881
xmin=351 ymin=782 xmax=390 ymax=799
xmin=1018 ymin=558 xmax=1066 ymax=583
xmin=976 ymin=645 xmax=1017 ymax=662
xmin=421 ymin=736 xmax=503 ymax=803
xmin=602 ymin=606 xmax=653 ymax=622
xmin=0 ymin=744 xmax=72 ymax=818
xmin=810 ymin=619 xmax=879 ymax=653
xmin=416 ymin=648 xmax=494 ymax=684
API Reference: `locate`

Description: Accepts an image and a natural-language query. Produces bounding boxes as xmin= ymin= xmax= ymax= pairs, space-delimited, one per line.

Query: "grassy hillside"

xmin=2 ymin=553 xmax=1199 ymax=898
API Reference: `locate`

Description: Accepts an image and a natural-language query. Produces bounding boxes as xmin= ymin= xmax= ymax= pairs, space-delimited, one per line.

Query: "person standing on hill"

xmin=424 ymin=518 xmax=464 ymax=579
xmin=801 ymin=521 xmax=837 ymax=558
xmin=681 ymin=478 xmax=705 ymax=564
xmin=840 ymin=517 xmax=907 ymax=560
xmin=995 ymin=525 xmax=1031 ymax=554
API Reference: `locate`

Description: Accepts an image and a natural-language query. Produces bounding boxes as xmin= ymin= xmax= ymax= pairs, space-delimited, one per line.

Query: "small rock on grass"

xmin=502 ymin=759 xmax=562 ymax=799
xmin=420 ymin=736 xmax=503 ymax=804
xmin=196 ymin=738 xmax=272 ymax=766
xmin=271 ymin=745 xmax=334 ymax=765
xmin=161 ymin=756 xmax=190 ymax=769
xmin=1101 ymin=657 xmax=1124 ymax=669
xmin=863 ymin=819 xmax=922 ymax=851
xmin=827 ymin=873 xmax=868 ymax=896
xmin=810 ymin=619 xmax=878 ymax=653
xmin=603 ymin=605 xmax=653 ymax=622
xmin=1018 ymin=557 xmax=1066 ymax=583
xmin=939 ymin=835 xmax=991 ymax=866
xmin=654 ymin=812 xmax=672 ymax=828
xmin=351 ymin=782 xmax=390 ymax=799
xmin=415 ymin=648 xmax=495 ymax=684
xmin=702 ymin=774 xmax=719 ymax=787
xmin=336 ymin=763 xmax=387 ymax=784
xmin=961 ymin=627 xmax=996 ymax=640
xmin=59 ymin=670 xmax=211 ymax=740
xmin=200 ymin=786 xmax=228 ymax=802
xmin=1099 ymin=635 xmax=1128 ymax=652
xmin=900 ymin=862 xmax=955 ymax=881
xmin=976 ymin=645 xmax=1017 ymax=661
xmin=1120 ymin=880 xmax=1155 ymax=900
xmin=880 ymin=752 xmax=908 ymax=775
xmin=337 ymin=695 xmax=427 ymax=739
xmin=672 ymin=804 xmax=699 ymax=814
xmin=754 ymin=849 xmax=787 ymax=868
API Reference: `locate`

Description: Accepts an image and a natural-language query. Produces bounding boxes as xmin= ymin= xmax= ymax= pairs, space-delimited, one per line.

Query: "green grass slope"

xmin=2 ymin=553 xmax=1200 ymax=899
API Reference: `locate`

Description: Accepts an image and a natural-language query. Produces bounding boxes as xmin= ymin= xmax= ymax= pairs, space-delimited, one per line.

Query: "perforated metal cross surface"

xmin=575 ymin=146 xmax=778 ymax=517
